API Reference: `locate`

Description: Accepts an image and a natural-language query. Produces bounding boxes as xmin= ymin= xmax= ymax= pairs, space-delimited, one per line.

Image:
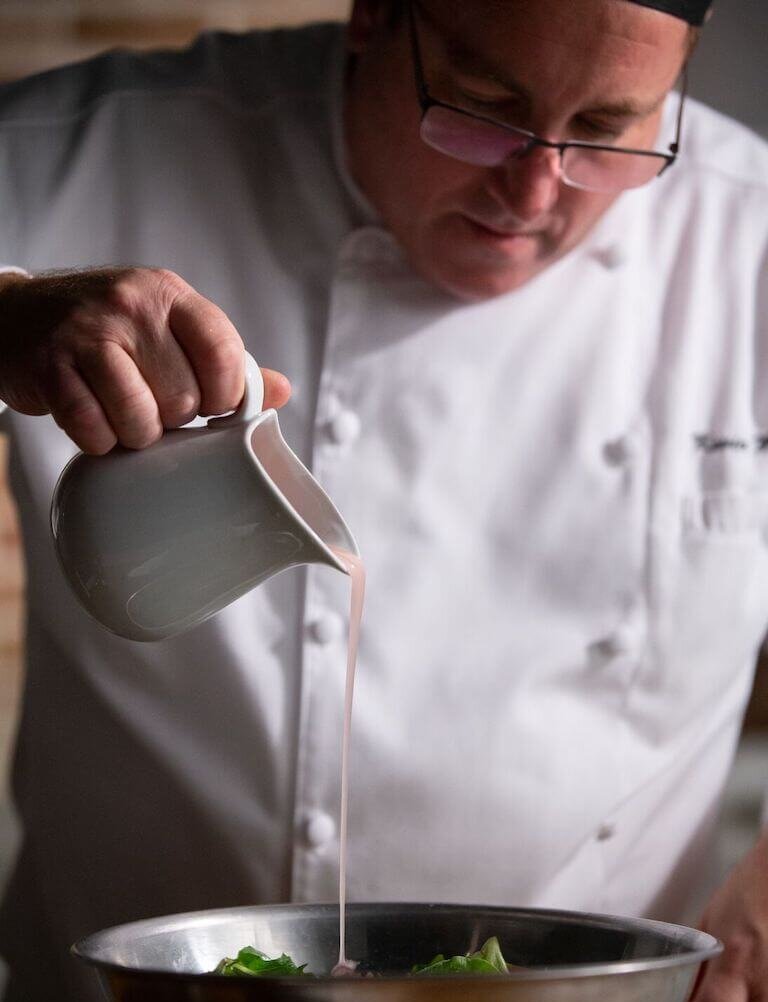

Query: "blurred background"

xmin=0 ymin=0 xmax=766 ymax=978
xmin=0 ymin=0 xmax=766 ymax=131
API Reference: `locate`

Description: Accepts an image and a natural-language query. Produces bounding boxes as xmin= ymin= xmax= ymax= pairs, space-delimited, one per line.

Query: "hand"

xmin=0 ymin=267 xmax=291 ymax=453
xmin=693 ymin=832 xmax=768 ymax=1001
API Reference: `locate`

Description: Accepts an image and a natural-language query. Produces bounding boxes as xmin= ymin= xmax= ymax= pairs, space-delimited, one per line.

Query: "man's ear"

xmin=347 ymin=0 xmax=395 ymax=53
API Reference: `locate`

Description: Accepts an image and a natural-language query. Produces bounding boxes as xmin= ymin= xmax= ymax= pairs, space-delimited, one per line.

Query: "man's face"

xmin=345 ymin=0 xmax=688 ymax=301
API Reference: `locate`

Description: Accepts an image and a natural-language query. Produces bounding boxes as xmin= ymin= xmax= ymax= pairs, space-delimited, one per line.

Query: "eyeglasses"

xmin=406 ymin=0 xmax=687 ymax=194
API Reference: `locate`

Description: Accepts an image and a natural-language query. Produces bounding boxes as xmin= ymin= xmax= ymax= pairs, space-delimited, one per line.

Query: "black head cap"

xmin=625 ymin=0 xmax=712 ymax=26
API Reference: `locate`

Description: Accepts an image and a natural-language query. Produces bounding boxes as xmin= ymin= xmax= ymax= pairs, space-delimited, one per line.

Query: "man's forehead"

xmin=420 ymin=0 xmax=688 ymax=66
xmin=428 ymin=0 xmax=686 ymax=37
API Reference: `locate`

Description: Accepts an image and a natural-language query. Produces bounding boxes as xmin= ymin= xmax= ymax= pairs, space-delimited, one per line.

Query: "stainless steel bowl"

xmin=72 ymin=902 xmax=721 ymax=1002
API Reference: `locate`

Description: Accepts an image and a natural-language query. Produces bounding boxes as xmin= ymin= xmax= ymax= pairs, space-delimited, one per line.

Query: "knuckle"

xmin=53 ymin=396 xmax=109 ymax=444
xmin=98 ymin=268 xmax=190 ymax=337
xmin=56 ymin=397 xmax=102 ymax=428
xmin=72 ymin=422 xmax=118 ymax=455
xmin=101 ymin=273 xmax=146 ymax=320
xmin=87 ymin=438 xmax=118 ymax=456
xmin=76 ymin=337 xmax=123 ymax=370
xmin=152 ymin=268 xmax=189 ymax=302
xmin=59 ymin=304 xmax=96 ymax=333
xmin=110 ymin=388 xmax=163 ymax=449
xmin=49 ymin=314 xmax=118 ymax=359
xmin=98 ymin=267 xmax=179 ymax=321
xmin=123 ymin=425 xmax=162 ymax=450
xmin=158 ymin=387 xmax=200 ymax=425
xmin=203 ymin=336 xmax=244 ymax=376
xmin=199 ymin=344 xmax=244 ymax=412
xmin=113 ymin=383 xmax=155 ymax=420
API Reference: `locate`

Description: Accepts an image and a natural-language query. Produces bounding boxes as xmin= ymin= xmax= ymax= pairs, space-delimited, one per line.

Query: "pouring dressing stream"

xmin=330 ymin=547 xmax=366 ymax=976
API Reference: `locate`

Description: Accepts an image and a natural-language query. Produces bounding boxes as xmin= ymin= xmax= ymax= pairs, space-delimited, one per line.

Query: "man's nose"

xmin=489 ymin=145 xmax=562 ymax=223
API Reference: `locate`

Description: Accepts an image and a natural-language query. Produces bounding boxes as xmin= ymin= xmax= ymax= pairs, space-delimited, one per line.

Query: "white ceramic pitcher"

xmin=51 ymin=354 xmax=358 ymax=642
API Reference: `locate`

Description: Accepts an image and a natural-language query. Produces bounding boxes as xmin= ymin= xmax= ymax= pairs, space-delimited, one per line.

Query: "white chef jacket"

xmin=1 ymin=22 xmax=767 ymax=1002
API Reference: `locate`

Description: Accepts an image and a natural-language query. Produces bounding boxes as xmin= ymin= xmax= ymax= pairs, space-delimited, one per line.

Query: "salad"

xmin=214 ymin=948 xmax=308 ymax=977
xmin=215 ymin=936 xmax=513 ymax=977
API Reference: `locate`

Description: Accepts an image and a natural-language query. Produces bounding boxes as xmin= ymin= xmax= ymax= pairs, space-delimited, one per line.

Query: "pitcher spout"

xmin=247 ymin=410 xmax=358 ymax=573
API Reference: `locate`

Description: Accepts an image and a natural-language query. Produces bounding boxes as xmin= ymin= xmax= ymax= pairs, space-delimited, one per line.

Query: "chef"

xmin=0 ymin=0 xmax=766 ymax=999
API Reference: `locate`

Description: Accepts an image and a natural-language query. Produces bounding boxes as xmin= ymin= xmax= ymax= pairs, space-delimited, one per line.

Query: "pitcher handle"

xmin=207 ymin=352 xmax=265 ymax=428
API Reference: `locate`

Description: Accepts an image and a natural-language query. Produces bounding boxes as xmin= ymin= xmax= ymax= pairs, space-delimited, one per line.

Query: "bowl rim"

xmin=71 ymin=901 xmax=723 ymax=984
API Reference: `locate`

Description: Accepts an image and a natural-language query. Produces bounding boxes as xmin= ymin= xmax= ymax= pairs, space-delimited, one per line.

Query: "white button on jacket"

xmin=308 ymin=614 xmax=345 ymax=645
xmin=303 ymin=811 xmax=337 ymax=850
xmin=326 ymin=411 xmax=361 ymax=446
xmin=1 ymin=24 xmax=767 ymax=1002
xmin=603 ymin=435 xmax=637 ymax=468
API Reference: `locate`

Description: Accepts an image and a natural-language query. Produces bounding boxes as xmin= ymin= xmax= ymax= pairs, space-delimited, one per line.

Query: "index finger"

xmin=691 ymin=967 xmax=749 ymax=1002
xmin=168 ymin=290 xmax=244 ymax=416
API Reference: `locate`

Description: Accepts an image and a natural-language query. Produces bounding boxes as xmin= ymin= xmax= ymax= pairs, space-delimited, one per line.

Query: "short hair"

xmin=685 ymin=24 xmax=702 ymax=55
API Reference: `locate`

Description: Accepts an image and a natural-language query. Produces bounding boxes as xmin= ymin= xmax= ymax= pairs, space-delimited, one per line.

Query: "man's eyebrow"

xmin=442 ymin=38 xmax=664 ymax=120
xmin=441 ymin=35 xmax=533 ymax=101
xmin=581 ymin=96 xmax=666 ymax=120
xmin=417 ymin=4 xmax=533 ymax=99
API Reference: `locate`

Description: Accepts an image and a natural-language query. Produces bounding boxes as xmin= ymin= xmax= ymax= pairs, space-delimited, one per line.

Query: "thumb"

xmin=260 ymin=368 xmax=292 ymax=410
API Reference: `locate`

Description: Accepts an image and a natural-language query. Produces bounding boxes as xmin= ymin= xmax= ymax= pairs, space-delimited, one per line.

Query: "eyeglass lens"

xmin=421 ymin=105 xmax=530 ymax=167
xmin=421 ymin=104 xmax=668 ymax=193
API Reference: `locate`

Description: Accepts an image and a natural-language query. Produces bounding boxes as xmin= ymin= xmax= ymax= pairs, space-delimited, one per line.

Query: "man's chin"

xmin=423 ymin=257 xmax=546 ymax=303
xmin=411 ymin=221 xmax=554 ymax=301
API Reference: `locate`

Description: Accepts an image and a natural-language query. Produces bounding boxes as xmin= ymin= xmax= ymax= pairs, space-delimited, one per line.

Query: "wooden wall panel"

xmin=0 ymin=1 xmax=350 ymax=82
xmin=0 ymin=436 xmax=24 ymax=777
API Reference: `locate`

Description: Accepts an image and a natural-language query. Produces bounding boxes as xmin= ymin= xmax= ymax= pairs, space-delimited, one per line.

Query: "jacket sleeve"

xmin=0 ymin=267 xmax=30 ymax=420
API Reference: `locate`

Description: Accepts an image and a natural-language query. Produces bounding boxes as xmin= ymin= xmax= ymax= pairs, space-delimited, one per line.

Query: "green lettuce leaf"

xmin=214 ymin=946 xmax=308 ymax=977
xmin=214 ymin=934 xmax=510 ymax=978
xmin=413 ymin=936 xmax=509 ymax=975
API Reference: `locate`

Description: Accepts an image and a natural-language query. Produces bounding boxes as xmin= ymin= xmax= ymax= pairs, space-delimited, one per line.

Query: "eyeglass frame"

xmin=405 ymin=0 xmax=688 ymax=187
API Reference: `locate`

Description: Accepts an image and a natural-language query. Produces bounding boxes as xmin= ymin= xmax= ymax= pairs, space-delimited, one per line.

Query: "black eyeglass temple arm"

xmin=669 ymin=64 xmax=688 ymax=156
xmin=406 ymin=0 xmax=431 ymax=107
